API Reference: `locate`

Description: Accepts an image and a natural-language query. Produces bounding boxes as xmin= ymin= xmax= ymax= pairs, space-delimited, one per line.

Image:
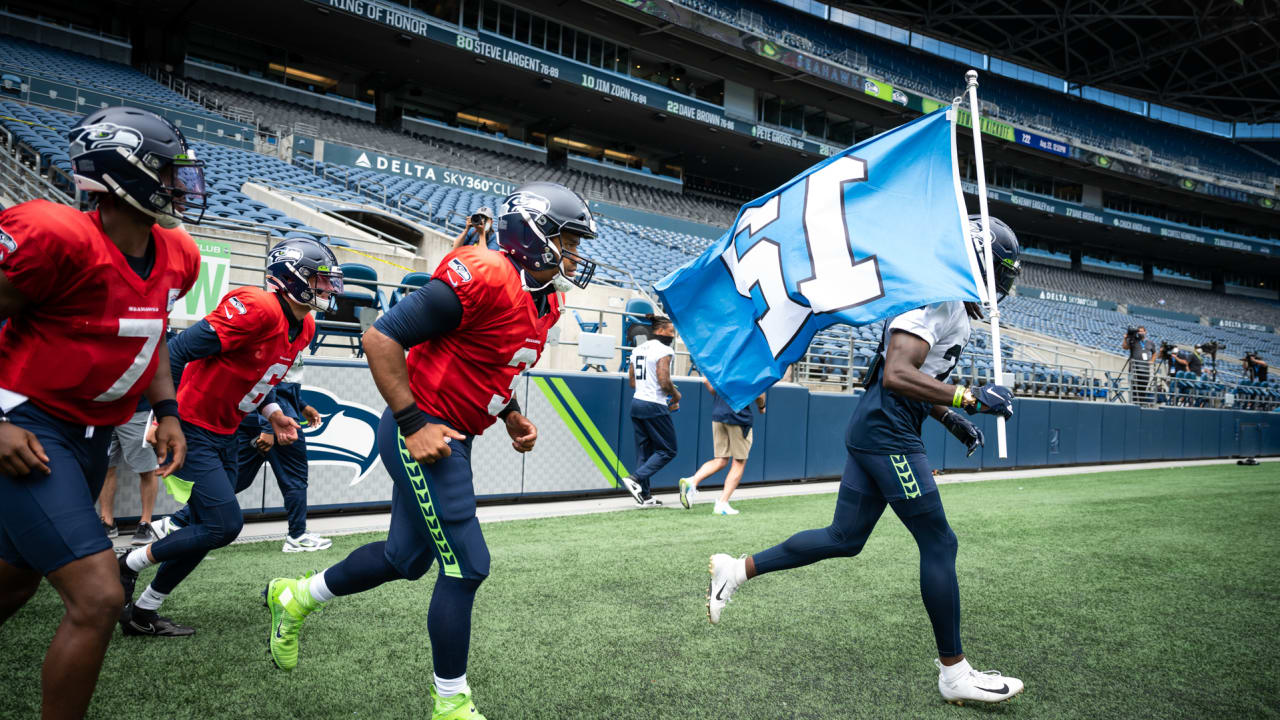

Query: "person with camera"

xmin=1159 ymin=343 xmax=1204 ymax=406
xmin=1243 ymin=352 xmax=1268 ymax=383
xmin=451 ymin=206 xmax=498 ymax=252
xmin=1121 ymin=325 xmax=1155 ymax=404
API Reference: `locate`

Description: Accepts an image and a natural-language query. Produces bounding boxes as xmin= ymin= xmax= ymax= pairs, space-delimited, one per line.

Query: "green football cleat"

xmin=429 ymin=686 xmax=487 ymax=719
xmin=263 ymin=575 xmax=319 ymax=671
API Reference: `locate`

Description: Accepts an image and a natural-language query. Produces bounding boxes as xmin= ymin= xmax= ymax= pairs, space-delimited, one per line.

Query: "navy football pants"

xmin=630 ymin=406 xmax=677 ymax=496
xmin=169 ymin=422 xmax=310 ymax=538
xmin=147 ymin=421 xmax=244 ymax=595
xmin=320 ymin=408 xmax=488 ymax=679
xmin=751 ymin=450 xmax=963 ymax=657
xmin=0 ymin=403 xmax=112 ymax=574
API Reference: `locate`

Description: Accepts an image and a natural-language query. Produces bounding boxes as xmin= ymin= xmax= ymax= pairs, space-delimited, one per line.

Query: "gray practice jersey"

xmin=846 ymin=301 xmax=971 ymax=454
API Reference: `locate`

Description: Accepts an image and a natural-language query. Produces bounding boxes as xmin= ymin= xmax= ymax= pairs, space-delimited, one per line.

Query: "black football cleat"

xmin=120 ymin=604 xmax=195 ymax=637
xmin=117 ymin=552 xmax=138 ymax=609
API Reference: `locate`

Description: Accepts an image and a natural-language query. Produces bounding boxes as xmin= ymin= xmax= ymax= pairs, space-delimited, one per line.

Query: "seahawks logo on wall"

xmin=68 ymin=122 xmax=144 ymax=157
xmin=299 ymin=387 xmax=382 ymax=485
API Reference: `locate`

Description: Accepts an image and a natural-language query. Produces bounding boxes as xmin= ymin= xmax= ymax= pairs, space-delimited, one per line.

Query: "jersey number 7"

xmin=94 ymin=319 xmax=165 ymax=402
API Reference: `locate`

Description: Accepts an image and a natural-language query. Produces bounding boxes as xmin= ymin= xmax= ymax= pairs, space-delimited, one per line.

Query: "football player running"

xmin=707 ymin=217 xmax=1026 ymax=706
xmin=263 ymin=182 xmax=600 ymax=720
xmin=117 ymin=238 xmax=339 ymax=636
xmin=0 ymin=106 xmax=203 ymax=719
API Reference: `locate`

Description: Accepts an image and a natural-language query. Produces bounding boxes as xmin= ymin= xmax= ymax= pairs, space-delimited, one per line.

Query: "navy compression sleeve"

xmin=373 ymin=279 xmax=464 ymax=348
xmin=169 ymin=319 xmax=222 ymax=390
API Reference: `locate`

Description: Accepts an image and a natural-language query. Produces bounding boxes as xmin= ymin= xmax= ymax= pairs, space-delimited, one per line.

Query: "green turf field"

xmin=4 ymin=464 xmax=1278 ymax=719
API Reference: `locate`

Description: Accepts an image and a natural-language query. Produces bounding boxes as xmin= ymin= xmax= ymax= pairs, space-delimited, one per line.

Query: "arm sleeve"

xmin=168 ymin=319 xmax=223 ymax=390
xmin=372 ymin=278 xmax=463 ymax=348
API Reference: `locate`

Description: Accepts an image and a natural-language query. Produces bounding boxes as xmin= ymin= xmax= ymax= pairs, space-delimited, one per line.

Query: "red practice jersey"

xmin=0 ymin=200 xmax=201 ymax=426
xmin=177 ymin=287 xmax=315 ymax=434
xmin=408 ymin=246 xmax=562 ymax=435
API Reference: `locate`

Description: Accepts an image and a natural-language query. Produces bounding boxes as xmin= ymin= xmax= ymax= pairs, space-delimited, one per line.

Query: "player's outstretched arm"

xmin=145 ymin=339 xmax=186 ymax=476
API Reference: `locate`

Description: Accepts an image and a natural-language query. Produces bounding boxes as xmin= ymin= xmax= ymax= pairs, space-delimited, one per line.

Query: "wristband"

xmin=951 ymin=385 xmax=965 ymax=408
xmin=393 ymin=404 xmax=430 ymax=437
xmin=260 ymin=402 xmax=283 ymax=421
xmin=152 ymin=399 xmax=179 ymax=420
xmin=497 ymin=397 xmax=521 ymax=421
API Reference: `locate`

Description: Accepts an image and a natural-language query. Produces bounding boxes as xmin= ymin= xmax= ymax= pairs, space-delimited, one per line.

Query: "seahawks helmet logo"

xmin=268 ymin=247 xmax=304 ymax=264
xmin=69 ymin=122 xmax=143 ymax=157
xmin=501 ymin=191 xmax=550 ymax=217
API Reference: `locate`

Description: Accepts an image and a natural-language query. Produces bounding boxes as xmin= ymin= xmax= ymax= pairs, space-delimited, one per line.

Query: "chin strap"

xmin=520 ymin=268 xmax=555 ymax=293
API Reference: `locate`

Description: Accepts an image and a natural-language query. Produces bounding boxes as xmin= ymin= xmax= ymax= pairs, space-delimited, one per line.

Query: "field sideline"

xmin=4 ymin=464 xmax=1278 ymax=719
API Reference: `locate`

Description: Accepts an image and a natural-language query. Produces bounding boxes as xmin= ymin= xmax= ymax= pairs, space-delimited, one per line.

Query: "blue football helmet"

xmin=969 ymin=215 xmax=1021 ymax=300
xmin=69 ymin=106 xmax=207 ymax=228
xmin=496 ymin=181 xmax=599 ymax=290
xmin=266 ymin=238 xmax=344 ymax=312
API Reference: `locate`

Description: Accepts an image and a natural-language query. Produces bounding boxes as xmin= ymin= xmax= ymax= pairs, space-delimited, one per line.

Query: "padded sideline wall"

xmin=108 ymin=365 xmax=1279 ymax=521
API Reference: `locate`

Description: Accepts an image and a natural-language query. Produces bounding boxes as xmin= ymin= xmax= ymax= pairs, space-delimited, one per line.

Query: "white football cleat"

xmin=706 ymin=553 xmax=744 ymax=624
xmin=639 ymin=497 xmax=663 ymax=507
xmin=935 ymin=659 xmax=1024 ymax=705
xmin=283 ymin=533 xmax=333 ymax=553
xmin=152 ymin=516 xmax=182 ymax=540
xmin=621 ymin=477 xmax=644 ymax=504
xmin=713 ymin=501 xmax=739 ymax=516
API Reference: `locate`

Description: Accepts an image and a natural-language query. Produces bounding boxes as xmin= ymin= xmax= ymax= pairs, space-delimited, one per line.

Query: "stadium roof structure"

xmin=828 ymin=0 xmax=1280 ymax=123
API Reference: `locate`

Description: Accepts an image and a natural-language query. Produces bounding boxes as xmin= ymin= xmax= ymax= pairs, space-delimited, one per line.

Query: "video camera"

xmin=1196 ymin=340 xmax=1226 ymax=356
xmin=1125 ymin=326 xmax=1143 ymax=341
xmin=1159 ymin=340 xmax=1175 ymax=356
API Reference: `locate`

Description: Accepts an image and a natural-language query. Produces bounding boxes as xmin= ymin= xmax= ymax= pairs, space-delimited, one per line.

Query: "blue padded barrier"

xmin=804 ymin=392 xmax=855 ymax=479
xmin=1123 ymin=405 xmax=1143 ymax=462
xmin=1015 ymin=399 xmax=1051 ymax=467
xmin=1074 ymin=402 xmax=1103 ymax=465
xmin=1100 ymin=404 xmax=1128 ymax=463
xmin=760 ymin=385 xmax=809 ymax=483
xmin=1047 ymin=400 xmax=1078 ymax=466
xmin=972 ymin=413 xmax=1011 ymax=470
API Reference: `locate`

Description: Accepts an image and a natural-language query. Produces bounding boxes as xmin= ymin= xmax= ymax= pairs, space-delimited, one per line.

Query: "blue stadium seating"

xmin=678 ymin=0 xmax=1280 ymax=182
xmin=0 ymin=35 xmax=212 ymax=117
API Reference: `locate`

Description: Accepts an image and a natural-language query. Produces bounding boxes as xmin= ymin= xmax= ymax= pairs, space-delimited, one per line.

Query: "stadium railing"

xmin=0 ymin=133 xmax=77 ymax=208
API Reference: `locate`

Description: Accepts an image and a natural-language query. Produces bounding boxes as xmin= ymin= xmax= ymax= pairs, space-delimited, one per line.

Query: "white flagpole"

xmin=964 ymin=69 xmax=1008 ymax=458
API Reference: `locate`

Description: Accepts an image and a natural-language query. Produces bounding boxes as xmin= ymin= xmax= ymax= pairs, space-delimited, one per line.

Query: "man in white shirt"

xmin=622 ymin=316 xmax=680 ymax=506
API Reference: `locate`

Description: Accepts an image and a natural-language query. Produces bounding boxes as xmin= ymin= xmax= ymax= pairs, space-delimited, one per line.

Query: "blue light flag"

xmin=656 ymin=107 xmax=987 ymax=411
